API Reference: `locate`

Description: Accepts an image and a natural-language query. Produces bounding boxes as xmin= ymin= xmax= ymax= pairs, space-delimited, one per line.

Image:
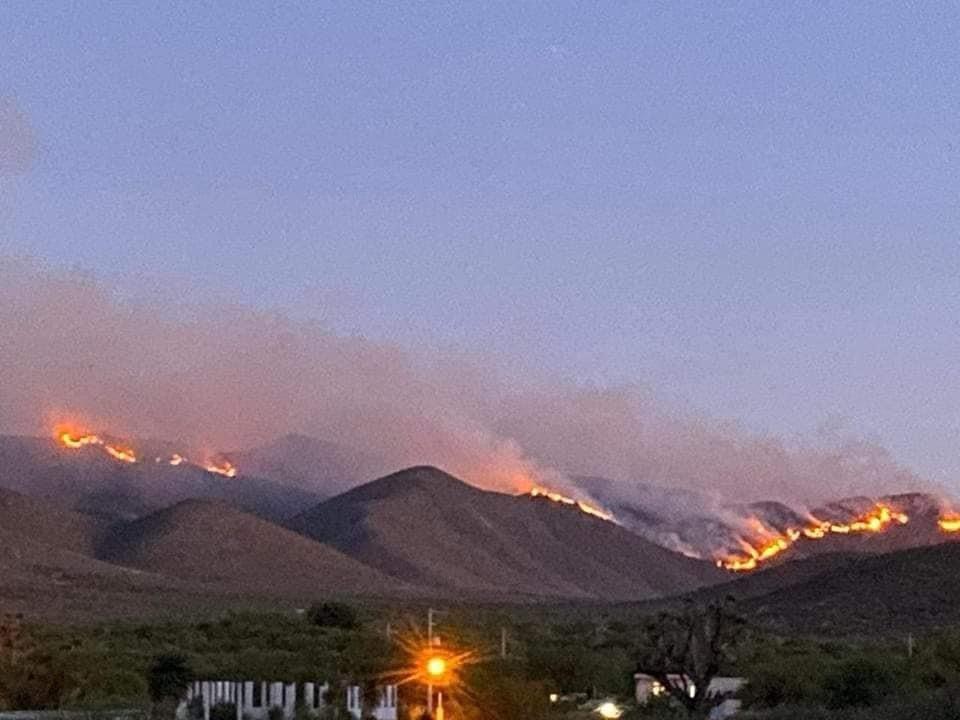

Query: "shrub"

xmin=210 ymin=702 xmax=237 ymax=720
xmin=305 ymin=604 xmax=358 ymax=630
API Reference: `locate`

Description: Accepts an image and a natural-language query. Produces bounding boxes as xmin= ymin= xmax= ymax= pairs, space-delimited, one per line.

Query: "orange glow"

xmin=58 ymin=430 xmax=103 ymax=449
xmin=939 ymin=515 xmax=960 ymax=533
xmin=426 ymin=656 xmax=447 ymax=678
xmin=104 ymin=444 xmax=137 ymax=463
xmin=54 ymin=423 xmax=237 ymax=476
xmin=529 ymin=486 xmax=614 ymax=522
xmin=204 ymin=459 xmax=237 ymax=478
xmin=719 ymin=503 xmax=910 ymax=572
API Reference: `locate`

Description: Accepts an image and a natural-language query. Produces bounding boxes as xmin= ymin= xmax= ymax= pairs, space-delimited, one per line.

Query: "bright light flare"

xmin=426 ymin=656 xmax=447 ymax=678
xmin=596 ymin=702 xmax=622 ymax=719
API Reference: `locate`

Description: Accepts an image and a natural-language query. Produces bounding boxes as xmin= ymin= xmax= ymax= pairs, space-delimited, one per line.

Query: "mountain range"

xmin=2 ymin=432 xmax=958 ymax=630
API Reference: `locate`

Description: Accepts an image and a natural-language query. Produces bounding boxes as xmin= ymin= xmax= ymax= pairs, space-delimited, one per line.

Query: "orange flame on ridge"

xmin=938 ymin=515 xmax=960 ymax=533
xmin=529 ymin=486 xmax=614 ymax=522
xmin=55 ymin=424 xmax=236 ymax=478
xmin=718 ymin=503 xmax=910 ymax=572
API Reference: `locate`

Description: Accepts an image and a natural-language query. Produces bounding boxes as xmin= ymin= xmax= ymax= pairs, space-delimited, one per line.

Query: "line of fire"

xmin=56 ymin=422 xmax=960 ymax=576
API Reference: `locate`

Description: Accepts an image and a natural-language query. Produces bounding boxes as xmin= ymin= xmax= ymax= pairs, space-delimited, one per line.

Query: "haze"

xmin=2 ymin=3 xmax=958 ymax=501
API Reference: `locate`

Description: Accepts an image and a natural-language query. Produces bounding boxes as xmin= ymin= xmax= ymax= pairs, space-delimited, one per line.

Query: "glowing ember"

xmin=529 ymin=486 xmax=614 ymax=522
xmin=203 ymin=459 xmax=237 ymax=478
xmin=718 ymin=503 xmax=910 ymax=572
xmin=59 ymin=431 xmax=103 ymax=449
xmin=939 ymin=515 xmax=960 ymax=533
xmin=104 ymin=444 xmax=137 ymax=463
xmin=55 ymin=424 xmax=237 ymax=478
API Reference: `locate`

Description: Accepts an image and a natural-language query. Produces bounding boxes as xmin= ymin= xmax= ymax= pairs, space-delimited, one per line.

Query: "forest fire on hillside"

xmin=718 ymin=503 xmax=910 ymax=572
xmin=938 ymin=515 xmax=960 ymax=533
xmin=529 ymin=486 xmax=615 ymax=522
xmin=55 ymin=425 xmax=235 ymax=478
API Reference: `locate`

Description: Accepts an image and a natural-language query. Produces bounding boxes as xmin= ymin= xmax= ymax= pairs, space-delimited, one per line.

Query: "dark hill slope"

xmin=0 ymin=435 xmax=321 ymax=522
xmin=100 ymin=499 xmax=411 ymax=598
xmin=743 ymin=541 xmax=960 ymax=635
xmin=288 ymin=466 xmax=726 ymax=601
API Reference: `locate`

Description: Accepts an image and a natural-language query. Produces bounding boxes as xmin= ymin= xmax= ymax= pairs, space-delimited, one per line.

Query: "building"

xmin=634 ymin=673 xmax=745 ymax=719
xmin=179 ymin=681 xmax=399 ymax=720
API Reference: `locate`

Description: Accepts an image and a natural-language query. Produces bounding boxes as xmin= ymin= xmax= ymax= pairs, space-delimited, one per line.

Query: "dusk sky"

xmin=3 ymin=3 xmax=960 ymax=490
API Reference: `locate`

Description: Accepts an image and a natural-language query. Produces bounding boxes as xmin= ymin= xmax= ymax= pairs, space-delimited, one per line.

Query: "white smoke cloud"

xmin=0 ymin=258 xmax=931 ymax=505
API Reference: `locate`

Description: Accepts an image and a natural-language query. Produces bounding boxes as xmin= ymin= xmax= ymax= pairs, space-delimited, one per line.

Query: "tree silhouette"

xmin=147 ymin=654 xmax=192 ymax=720
xmin=635 ymin=600 xmax=744 ymax=718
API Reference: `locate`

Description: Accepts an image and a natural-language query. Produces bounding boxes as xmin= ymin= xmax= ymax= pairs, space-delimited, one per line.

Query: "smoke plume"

xmin=0 ymin=258 xmax=930 ymax=506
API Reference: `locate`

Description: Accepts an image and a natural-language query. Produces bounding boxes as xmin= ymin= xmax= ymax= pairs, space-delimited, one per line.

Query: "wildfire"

xmin=529 ymin=486 xmax=615 ymax=522
xmin=938 ymin=515 xmax=960 ymax=533
xmin=718 ymin=503 xmax=910 ymax=572
xmin=57 ymin=429 xmax=137 ymax=463
xmin=55 ymin=425 xmax=237 ymax=478
xmin=204 ymin=459 xmax=237 ymax=478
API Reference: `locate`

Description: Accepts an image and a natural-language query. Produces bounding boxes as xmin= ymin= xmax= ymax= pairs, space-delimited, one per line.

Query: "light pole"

xmin=425 ymin=653 xmax=446 ymax=717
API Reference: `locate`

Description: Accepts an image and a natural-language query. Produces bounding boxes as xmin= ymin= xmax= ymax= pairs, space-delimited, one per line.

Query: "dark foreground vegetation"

xmin=2 ymin=602 xmax=960 ymax=720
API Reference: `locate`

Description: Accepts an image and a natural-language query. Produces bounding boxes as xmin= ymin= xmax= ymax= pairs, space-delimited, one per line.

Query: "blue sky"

xmin=3 ymin=2 xmax=960 ymax=486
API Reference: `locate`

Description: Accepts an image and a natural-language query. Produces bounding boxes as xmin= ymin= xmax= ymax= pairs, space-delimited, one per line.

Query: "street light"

xmin=596 ymin=702 xmax=622 ymax=719
xmin=426 ymin=655 xmax=447 ymax=679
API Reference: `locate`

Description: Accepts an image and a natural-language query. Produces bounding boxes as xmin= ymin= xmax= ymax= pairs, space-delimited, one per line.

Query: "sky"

xmin=2 ymin=2 xmax=960 ymax=491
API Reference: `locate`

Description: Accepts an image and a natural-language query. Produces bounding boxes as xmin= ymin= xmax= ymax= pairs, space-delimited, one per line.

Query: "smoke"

xmin=0 ymin=258 xmax=931 ymax=505
xmin=0 ymin=98 xmax=36 ymax=176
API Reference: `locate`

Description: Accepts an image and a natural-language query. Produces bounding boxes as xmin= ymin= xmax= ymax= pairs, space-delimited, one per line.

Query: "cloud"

xmin=0 ymin=258 xmax=930 ymax=506
xmin=0 ymin=98 xmax=36 ymax=176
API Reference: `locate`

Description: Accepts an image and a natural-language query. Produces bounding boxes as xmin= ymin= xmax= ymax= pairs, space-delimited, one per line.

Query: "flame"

xmin=718 ymin=503 xmax=910 ymax=572
xmin=938 ymin=515 xmax=960 ymax=533
xmin=203 ymin=459 xmax=237 ymax=478
xmin=55 ymin=424 xmax=237 ymax=478
xmin=104 ymin=444 xmax=137 ymax=463
xmin=529 ymin=486 xmax=614 ymax=522
xmin=59 ymin=430 xmax=103 ymax=449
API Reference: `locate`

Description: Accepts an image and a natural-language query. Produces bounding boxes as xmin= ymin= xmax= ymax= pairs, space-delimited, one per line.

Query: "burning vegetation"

xmin=718 ymin=503 xmax=913 ymax=572
xmin=528 ymin=486 xmax=615 ymax=522
xmin=55 ymin=425 xmax=236 ymax=478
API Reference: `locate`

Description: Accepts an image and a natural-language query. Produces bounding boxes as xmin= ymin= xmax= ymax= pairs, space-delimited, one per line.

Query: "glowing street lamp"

xmin=596 ymin=702 xmax=622 ymax=719
xmin=426 ymin=655 xmax=447 ymax=679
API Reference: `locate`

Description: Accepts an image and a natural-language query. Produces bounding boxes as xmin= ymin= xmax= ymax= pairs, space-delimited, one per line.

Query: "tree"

xmin=306 ymin=603 xmax=359 ymax=630
xmin=147 ymin=654 xmax=192 ymax=720
xmin=634 ymin=600 xmax=744 ymax=718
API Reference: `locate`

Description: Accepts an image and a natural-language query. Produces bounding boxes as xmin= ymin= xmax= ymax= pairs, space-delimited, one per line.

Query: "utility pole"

xmin=427 ymin=608 xmax=435 ymax=714
xmin=908 ymin=633 xmax=914 ymax=659
xmin=500 ymin=627 xmax=507 ymax=659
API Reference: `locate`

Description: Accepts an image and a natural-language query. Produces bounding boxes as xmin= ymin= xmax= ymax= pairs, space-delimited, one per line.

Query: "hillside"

xmin=0 ymin=435 xmax=321 ymax=522
xmin=287 ymin=466 xmax=727 ymax=601
xmin=742 ymin=541 xmax=960 ymax=634
xmin=99 ymin=499 xmax=412 ymax=599
xmin=228 ymin=433 xmax=385 ymax=498
xmin=577 ymin=475 xmax=953 ymax=567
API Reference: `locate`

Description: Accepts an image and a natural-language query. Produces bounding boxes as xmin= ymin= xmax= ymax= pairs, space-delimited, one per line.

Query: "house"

xmin=179 ymin=680 xmax=399 ymax=720
xmin=634 ymin=673 xmax=745 ymax=719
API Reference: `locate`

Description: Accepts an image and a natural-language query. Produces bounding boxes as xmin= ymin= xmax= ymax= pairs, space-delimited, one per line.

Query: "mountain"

xmin=0 ymin=435 xmax=322 ymax=522
xmin=228 ymin=433 xmax=385 ymax=498
xmin=287 ymin=466 xmax=727 ymax=601
xmin=742 ymin=542 xmax=960 ymax=634
xmin=576 ymin=475 xmax=952 ymax=567
xmin=99 ymin=499 xmax=410 ymax=598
